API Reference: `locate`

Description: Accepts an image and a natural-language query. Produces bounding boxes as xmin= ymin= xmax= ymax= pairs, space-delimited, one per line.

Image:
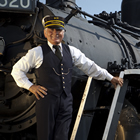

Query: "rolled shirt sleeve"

xmin=69 ymin=45 xmax=113 ymax=81
xmin=11 ymin=46 xmax=43 ymax=90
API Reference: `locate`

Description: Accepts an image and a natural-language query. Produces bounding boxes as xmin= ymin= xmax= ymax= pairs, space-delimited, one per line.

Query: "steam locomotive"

xmin=0 ymin=0 xmax=140 ymax=140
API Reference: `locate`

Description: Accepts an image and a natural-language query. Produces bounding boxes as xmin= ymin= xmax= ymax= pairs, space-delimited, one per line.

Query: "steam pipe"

xmin=66 ymin=5 xmax=140 ymax=38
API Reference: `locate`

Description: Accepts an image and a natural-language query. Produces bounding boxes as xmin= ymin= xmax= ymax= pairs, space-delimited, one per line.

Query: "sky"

xmin=76 ymin=0 xmax=122 ymax=15
xmin=39 ymin=0 xmax=122 ymax=15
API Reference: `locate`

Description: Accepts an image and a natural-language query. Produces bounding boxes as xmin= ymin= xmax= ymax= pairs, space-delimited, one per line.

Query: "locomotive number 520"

xmin=0 ymin=0 xmax=30 ymax=9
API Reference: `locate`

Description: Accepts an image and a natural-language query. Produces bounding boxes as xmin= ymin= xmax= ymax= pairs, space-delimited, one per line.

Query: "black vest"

xmin=35 ymin=43 xmax=73 ymax=97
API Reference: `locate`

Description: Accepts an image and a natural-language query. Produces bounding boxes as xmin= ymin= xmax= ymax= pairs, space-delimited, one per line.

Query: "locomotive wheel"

xmin=0 ymin=73 xmax=37 ymax=133
xmin=114 ymin=121 xmax=125 ymax=140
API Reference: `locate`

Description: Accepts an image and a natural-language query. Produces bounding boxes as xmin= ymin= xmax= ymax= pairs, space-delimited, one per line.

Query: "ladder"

xmin=70 ymin=69 xmax=140 ymax=140
xmin=102 ymin=69 xmax=140 ymax=140
xmin=70 ymin=76 xmax=103 ymax=140
xmin=70 ymin=77 xmax=92 ymax=140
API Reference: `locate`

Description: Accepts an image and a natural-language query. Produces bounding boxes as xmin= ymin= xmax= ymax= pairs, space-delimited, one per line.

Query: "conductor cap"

xmin=42 ymin=15 xmax=65 ymax=30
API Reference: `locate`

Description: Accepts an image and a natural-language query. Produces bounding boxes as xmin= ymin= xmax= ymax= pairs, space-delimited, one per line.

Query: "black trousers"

xmin=36 ymin=91 xmax=73 ymax=140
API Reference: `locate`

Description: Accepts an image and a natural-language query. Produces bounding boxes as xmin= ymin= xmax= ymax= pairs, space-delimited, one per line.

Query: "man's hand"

xmin=29 ymin=85 xmax=47 ymax=100
xmin=111 ymin=77 xmax=123 ymax=89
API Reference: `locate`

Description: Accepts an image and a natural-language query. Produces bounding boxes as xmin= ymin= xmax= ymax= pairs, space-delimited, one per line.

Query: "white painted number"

xmin=9 ymin=0 xmax=18 ymax=8
xmin=0 ymin=0 xmax=30 ymax=8
xmin=0 ymin=0 xmax=7 ymax=7
xmin=20 ymin=0 xmax=30 ymax=8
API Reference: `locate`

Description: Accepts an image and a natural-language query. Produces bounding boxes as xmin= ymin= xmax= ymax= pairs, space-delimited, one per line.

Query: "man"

xmin=11 ymin=15 xmax=123 ymax=140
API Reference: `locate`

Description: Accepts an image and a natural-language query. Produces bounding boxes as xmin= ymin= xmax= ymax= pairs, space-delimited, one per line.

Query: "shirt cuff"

xmin=106 ymin=73 xmax=114 ymax=81
xmin=23 ymin=80 xmax=33 ymax=90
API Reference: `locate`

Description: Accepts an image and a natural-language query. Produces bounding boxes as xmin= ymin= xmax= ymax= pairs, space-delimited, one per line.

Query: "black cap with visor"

xmin=42 ymin=16 xmax=65 ymax=30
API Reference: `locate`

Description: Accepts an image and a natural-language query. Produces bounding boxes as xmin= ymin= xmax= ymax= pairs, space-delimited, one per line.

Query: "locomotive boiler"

xmin=0 ymin=0 xmax=140 ymax=139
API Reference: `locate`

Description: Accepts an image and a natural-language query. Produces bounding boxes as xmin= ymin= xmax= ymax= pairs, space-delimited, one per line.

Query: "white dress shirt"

xmin=11 ymin=41 xmax=113 ymax=90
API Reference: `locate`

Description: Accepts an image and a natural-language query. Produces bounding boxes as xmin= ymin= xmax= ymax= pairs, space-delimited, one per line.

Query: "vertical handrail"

xmin=70 ymin=77 xmax=92 ymax=140
xmin=102 ymin=71 xmax=125 ymax=140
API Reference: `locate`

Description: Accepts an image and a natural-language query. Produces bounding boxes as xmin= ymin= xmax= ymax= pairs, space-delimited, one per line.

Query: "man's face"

xmin=44 ymin=28 xmax=64 ymax=45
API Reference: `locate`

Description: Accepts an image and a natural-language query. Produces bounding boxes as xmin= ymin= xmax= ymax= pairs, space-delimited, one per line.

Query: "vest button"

xmin=63 ymin=81 xmax=65 ymax=84
xmin=62 ymin=77 xmax=64 ymax=79
xmin=63 ymin=86 xmax=65 ymax=89
xmin=61 ymin=63 xmax=63 ymax=66
xmin=61 ymin=68 xmax=63 ymax=70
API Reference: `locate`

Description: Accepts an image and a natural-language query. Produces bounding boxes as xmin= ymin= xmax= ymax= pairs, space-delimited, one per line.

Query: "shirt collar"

xmin=47 ymin=41 xmax=62 ymax=51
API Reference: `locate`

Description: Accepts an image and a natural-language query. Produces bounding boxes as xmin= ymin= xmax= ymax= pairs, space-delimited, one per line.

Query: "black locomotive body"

xmin=0 ymin=0 xmax=140 ymax=140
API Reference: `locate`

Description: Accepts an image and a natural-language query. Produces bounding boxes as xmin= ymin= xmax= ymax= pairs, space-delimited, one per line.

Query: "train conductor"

xmin=11 ymin=15 xmax=123 ymax=140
